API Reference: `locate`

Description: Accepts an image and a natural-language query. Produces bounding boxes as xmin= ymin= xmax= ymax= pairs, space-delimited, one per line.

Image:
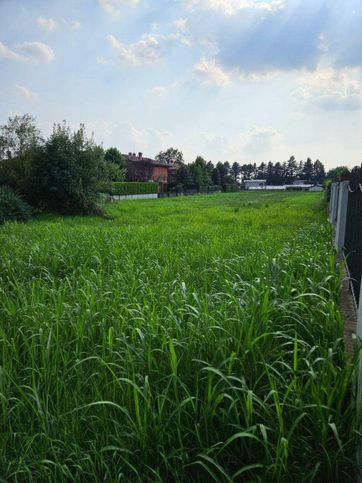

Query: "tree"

xmin=175 ymin=164 xmax=194 ymax=188
xmin=190 ymin=156 xmax=209 ymax=189
xmin=231 ymin=162 xmax=241 ymax=182
xmin=206 ymin=161 xmax=214 ymax=184
xmin=313 ymin=159 xmax=325 ymax=184
xmin=104 ymin=147 xmax=126 ymax=169
xmin=285 ymin=156 xmax=297 ymax=184
xmin=326 ymin=166 xmax=349 ymax=182
xmin=0 ymin=114 xmax=42 ymax=160
xmin=212 ymin=167 xmax=221 ymax=185
xmin=302 ymin=158 xmax=314 ymax=181
xmin=156 ymin=147 xmax=184 ymax=166
xmin=28 ymin=122 xmax=105 ymax=214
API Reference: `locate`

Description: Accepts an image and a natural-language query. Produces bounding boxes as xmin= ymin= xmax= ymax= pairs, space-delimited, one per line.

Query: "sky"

xmin=0 ymin=0 xmax=362 ymax=170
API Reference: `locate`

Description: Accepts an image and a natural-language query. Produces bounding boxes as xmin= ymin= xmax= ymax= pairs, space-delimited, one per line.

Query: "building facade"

xmin=124 ymin=152 xmax=169 ymax=191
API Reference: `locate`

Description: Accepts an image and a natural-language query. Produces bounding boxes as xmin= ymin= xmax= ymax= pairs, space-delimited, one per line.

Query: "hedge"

xmin=101 ymin=182 xmax=159 ymax=196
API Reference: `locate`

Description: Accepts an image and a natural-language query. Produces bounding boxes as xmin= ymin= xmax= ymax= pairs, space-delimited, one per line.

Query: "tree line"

xmin=164 ymin=150 xmax=326 ymax=191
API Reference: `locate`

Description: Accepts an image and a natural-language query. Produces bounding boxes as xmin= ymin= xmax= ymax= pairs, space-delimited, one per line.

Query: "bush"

xmin=0 ymin=186 xmax=32 ymax=224
xmin=324 ymin=179 xmax=332 ymax=202
xmin=103 ymin=182 xmax=159 ymax=196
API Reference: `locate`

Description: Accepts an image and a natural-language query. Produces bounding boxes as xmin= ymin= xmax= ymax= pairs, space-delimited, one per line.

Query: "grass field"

xmin=0 ymin=192 xmax=359 ymax=481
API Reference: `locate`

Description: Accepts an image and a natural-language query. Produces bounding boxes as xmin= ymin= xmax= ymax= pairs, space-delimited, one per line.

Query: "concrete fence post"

xmin=329 ymin=182 xmax=335 ymax=222
xmin=331 ymin=182 xmax=340 ymax=224
xmin=329 ymin=183 xmax=338 ymax=223
xmin=335 ymin=181 xmax=349 ymax=252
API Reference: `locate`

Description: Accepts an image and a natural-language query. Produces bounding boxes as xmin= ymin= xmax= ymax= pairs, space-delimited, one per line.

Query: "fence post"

xmin=328 ymin=183 xmax=334 ymax=223
xmin=335 ymin=181 xmax=349 ymax=252
xmin=331 ymin=182 xmax=340 ymax=224
xmin=329 ymin=183 xmax=337 ymax=223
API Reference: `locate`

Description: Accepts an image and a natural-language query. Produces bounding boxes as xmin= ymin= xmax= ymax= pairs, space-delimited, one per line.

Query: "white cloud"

xmin=174 ymin=18 xmax=188 ymax=32
xmin=242 ymin=126 xmax=280 ymax=153
xmin=295 ymin=67 xmax=362 ymax=111
xmin=15 ymin=84 xmax=39 ymax=101
xmin=0 ymin=41 xmax=23 ymax=61
xmin=36 ymin=16 xmax=80 ymax=32
xmin=15 ymin=41 xmax=55 ymax=63
xmin=96 ymin=56 xmax=108 ymax=65
xmin=150 ymin=82 xmax=179 ymax=98
xmin=99 ymin=0 xmax=138 ymax=16
xmin=193 ymin=57 xmax=230 ymax=86
xmin=184 ymin=0 xmax=285 ymax=15
xmin=36 ymin=16 xmax=57 ymax=32
xmin=108 ymin=33 xmax=162 ymax=65
xmin=0 ymin=40 xmax=55 ymax=63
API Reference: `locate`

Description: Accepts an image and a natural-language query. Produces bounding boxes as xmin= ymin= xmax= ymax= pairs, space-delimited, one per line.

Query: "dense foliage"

xmin=104 ymin=147 xmax=127 ymax=170
xmin=326 ymin=166 xmax=350 ymax=182
xmin=0 ymin=116 xmax=123 ymax=216
xmin=0 ymin=113 xmax=42 ymax=160
xmin=0 ymin=193 xmax=358 ymax=481
xmin=104 ymin=181 xmax=159 ymax=195
xmin=28 ymin=123 xmax=105 ymax=214
xmin=0 ymin=185 xmax=32 ymax=224
xmin=156 ymin=147 xmax=184 ymax=166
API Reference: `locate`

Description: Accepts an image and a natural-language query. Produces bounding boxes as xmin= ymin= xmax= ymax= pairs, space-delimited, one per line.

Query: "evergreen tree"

xmin=313 ymin=159 xmax=325 ymax=184
xmin=231 ymin=162 xmax=241 ymax=182
xmin=302 ymin=158 xmax=314 ymax=181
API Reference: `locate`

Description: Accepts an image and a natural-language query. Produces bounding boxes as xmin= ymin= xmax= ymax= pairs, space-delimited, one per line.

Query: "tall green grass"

xmin=0 ymin=192 xmax=359 ymax=481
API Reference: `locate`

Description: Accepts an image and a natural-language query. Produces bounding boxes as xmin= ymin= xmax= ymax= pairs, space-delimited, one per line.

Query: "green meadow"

xmin=0 ymin=192 xmax=358 ymax=481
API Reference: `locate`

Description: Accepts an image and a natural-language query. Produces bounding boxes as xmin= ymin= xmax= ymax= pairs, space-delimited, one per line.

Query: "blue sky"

xmin=1 ymin=0 xmax=362 ymax=169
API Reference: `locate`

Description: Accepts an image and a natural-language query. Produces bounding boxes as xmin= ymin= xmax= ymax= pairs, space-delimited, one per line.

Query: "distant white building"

xmin=244 ymin=180 xmax=266 ymax=190
xmin=244 ymin=179 xmax=322 ymax=191
xmin=309 ymin=184 xmax=324 ymax=192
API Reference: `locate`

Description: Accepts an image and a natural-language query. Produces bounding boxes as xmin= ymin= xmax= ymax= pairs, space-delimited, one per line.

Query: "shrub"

xmin=102 ymin=182 xmax=159 ymax=196
xmin=324 ymin=179 xmax=332 ymax=202
xmin=0 ymin=186 xmax=32 ymax=224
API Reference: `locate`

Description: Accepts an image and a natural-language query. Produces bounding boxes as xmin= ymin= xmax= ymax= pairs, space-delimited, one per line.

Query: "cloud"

xmin=184 ymin=0 xmax=285 ymax=15
xmin=108 ymin=26 xmax=191 ymax=66
xmin=193 ymin=57 xmax=230 ymax=86
xmin=15 ymin=84 xmax=39 ymax=101
xmin=242 ymin=126 xmax=280 ymax=153
xmin=0 ymin=41 xmax=24 ymax=61
xmin=174 ymin=18 xmax=188 ymax=32
xmin=0 ymin=40 xmax=55 ymax=63
xmin=36 ymin=16 xmax=80 ymax=32
xmin=96 ymin=56 xmax=108 ymax=65
xmin=36 ymin=16 xmax=57 ymax=32
xmin=294 ymin=67 xmax=362 ymax=111
xmin=108 ymin=33 xmax=161 ymax=65
xmin=99 ymin=0 xmax=138 ymax=16
xmin=15 ymin=41 xmax=55 ymax=63
xmin=150 ymin=82 xmax=179 ymax=98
